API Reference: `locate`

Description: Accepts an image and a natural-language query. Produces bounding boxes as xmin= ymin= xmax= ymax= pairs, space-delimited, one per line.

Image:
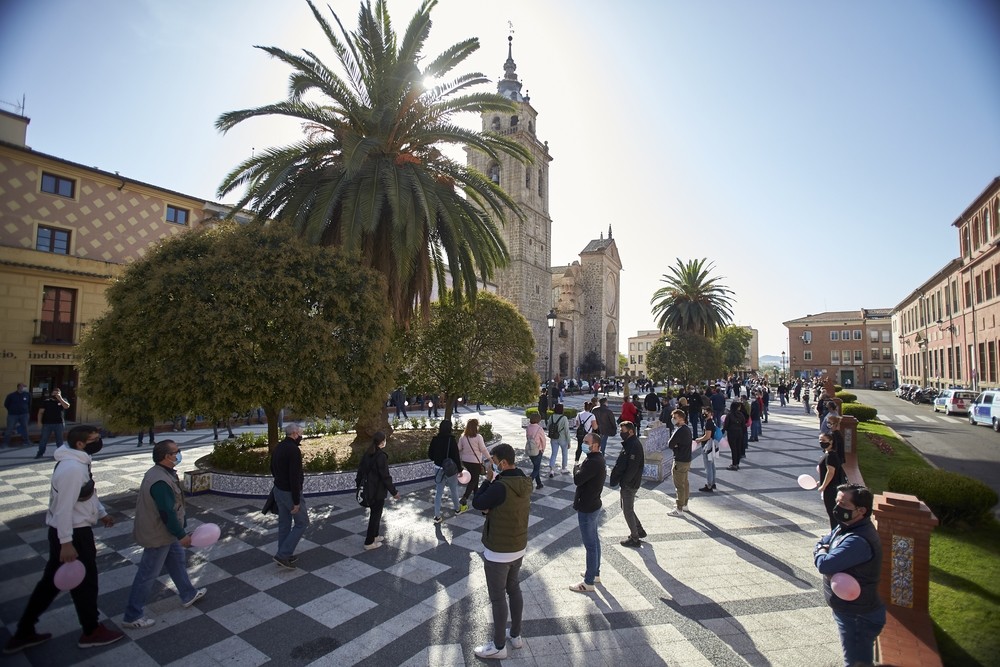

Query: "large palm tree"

xmin=216 ymin=0 xmax=532 ymax=323
xmin=650 ymin=258 xmax=735 ymax=337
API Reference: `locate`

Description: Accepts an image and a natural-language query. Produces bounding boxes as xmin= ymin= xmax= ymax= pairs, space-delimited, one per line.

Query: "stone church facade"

xmin=467 ymin=38 xmax=621 ymax=381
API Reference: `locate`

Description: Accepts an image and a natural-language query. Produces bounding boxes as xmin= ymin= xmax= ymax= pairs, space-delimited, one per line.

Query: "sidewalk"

xmin=0 ymin=401 xmax=842 ymax=666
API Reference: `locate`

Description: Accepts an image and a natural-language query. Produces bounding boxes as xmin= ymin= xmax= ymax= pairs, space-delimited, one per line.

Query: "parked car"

xmin=933 ymin=389 xmax=977 ymax=415
xmin=871 ymin=380 xmax=889 ymax=390
xmin=968 ymin=390 xmax=1000 ymax=430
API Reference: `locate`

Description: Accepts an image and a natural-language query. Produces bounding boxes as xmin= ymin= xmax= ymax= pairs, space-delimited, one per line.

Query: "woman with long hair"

xmin=458 ymin=418 xmax=490 ymax=511
xmin=357 ymin=431 xmax=399 ymax=550
xmin=725 ymin=401 xmax=747 ymax=471
xmin=427 ymin=420 xmax=462 ymax=523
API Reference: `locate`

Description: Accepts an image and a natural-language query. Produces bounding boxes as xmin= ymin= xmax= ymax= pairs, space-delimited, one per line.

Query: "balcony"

xmin=32 ymin=321 xmax=86 ymax=346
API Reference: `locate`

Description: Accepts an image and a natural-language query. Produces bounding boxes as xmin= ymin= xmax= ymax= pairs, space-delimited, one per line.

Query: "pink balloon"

xmin=797 ymin=474 xmax=818 ymax=490
xmin=718 ymin=436 xmax=729 ymax=450
xmin=457 ymin=469 xmax=471 ymax=485
xmin=831 ymin=572 xmax=861 ymax=601
xmin=190 ymin=522 xmax=221 ymax=548
xmin=54 ymin=560 xmax=86 ymax=591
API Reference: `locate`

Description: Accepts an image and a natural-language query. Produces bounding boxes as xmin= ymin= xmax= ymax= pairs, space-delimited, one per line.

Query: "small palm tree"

xmin=650 ymin=258 xmax=735 ymax=337
xmin=216 ymin=0 xmax=532 ymax=323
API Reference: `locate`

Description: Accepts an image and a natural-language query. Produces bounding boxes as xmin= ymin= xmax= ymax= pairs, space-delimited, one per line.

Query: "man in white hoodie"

xmin=3 ymin=425 xmax=124 ymax=655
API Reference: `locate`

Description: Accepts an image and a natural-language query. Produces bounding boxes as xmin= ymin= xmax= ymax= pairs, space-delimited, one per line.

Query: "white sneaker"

xmin=182 ymin=588 xmax=207 ymax=608
xmin=122 ymin=617 xmax=155 ymax=629
xmin=561 ymin=467 xmax=571 ymax=473
xmin=667 ymin=508 xmax=684 ymax=517
xmin=474 ymin=640 xmax=507 ymax=659
xmin=363 ymin=541 xmax=383 ymax=550
xmin=581 ymin=572 xmax=601 ymax=584
xmin=505 ymin=629 xmax=524 ymax=649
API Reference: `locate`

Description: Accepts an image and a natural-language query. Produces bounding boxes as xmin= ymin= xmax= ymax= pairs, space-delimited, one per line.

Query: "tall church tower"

xmin=466 ymin=36 xmax=554 ymax=379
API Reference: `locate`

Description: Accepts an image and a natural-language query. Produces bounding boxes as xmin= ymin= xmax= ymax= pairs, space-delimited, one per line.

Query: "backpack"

xmin=548 ymin=414 xmax=563 ymax=439
xmin=442 ymin=455 xmax=459 ymax=477
xmin=356 ymin=456 xmax=376 ymax=507
xmin=575 ymin=413 xmax=590 ymax=441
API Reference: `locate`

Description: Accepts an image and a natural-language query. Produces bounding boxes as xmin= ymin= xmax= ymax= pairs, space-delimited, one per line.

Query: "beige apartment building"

xmin=627 ymin=329 xmax=661 ymax=378
xmin=784 ymin=309 xmax=894 ymax=389
xmin=893 ymin=177 xmax=1000 ymax=391
xmin=0 ymin=110 xmax=217 ymax=422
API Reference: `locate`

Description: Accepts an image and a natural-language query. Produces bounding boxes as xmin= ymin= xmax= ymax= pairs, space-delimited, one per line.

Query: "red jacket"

xmin=620 ymin=401 xmax=639 ymax=424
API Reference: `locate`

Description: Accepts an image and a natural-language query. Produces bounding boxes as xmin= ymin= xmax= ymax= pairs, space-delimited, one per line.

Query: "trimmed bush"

xmin=834 ymin=384 xmax=843 ymax=392
xmin=842 ymin=402 xmax=877 ymax=422
xmin=525 ymin=407 xmax=578 ymax=419
xmin=887 ymin=466 xmax=998 ymax=525
xmin=836 ymin=391 xmax=858 ymax=403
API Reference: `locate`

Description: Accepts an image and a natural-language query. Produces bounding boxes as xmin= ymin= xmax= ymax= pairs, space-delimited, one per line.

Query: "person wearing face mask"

xmin=667 ymin=409 xmax=693 ymax=516
xmin=3 ymin=382 xmax=31 ymax=448
xmin=817 ymin=435 xmax=845 ymax=530
xmin=4 ymin=425 xmax=124 ymax=654
xmin=813 ymin=483 xmax=885 ymax=667
xmin=358 ymin=431 xmax=400 ymax=550
xmin=609 ymin=421 xmax=646 ymax=547
xmin=270 ymin=423 xmax=309 ymax=568
xmin=122 ymin=441 xmax=206 ymax=629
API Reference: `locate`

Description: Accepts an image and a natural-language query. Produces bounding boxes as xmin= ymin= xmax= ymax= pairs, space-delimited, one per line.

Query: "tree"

xmin=650 ymin=258 xmax=735 ymax=337
xmin=645 ymin=331 xmax=721 ymax=387
xmin=216 ymin=0 xmax=532 ymax=324
xmin=716 ymin=325 xmax=754 ymax=372
xmin=78 ymin=223 xmax=394 ymax=451
xmin=617 ymin=353 xmax=629 ymax=375
xmin=406 ymin=293 xmax=538 ymax=421
xmin=578 ymin=350 xmax=606 ymax=377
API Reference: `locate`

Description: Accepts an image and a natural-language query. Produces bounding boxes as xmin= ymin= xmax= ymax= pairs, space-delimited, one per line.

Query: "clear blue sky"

xmin=2 ymin=0 xmax=998 ymax=359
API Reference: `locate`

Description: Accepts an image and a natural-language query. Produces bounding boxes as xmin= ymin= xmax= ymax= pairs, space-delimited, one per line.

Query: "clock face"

xmin=605 ymin=272 xmax=618 ymax=316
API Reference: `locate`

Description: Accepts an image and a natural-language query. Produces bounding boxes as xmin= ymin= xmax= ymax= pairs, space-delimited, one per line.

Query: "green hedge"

xmin=887 ymin=466 xmax=998 ymax=526
xmin=836 ymin=391 xmax=858 ymax=403
xmin=842 ymin=402 xmax=877 ymax=422
xmin=525 ymin=407 xmax=578 ymax=419
xmin=834 ymin=384 xmax=843 ymax=392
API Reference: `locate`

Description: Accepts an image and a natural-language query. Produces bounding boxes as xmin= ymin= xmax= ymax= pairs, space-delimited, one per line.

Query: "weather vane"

xmin=508 ymin=20 xmax=514 ymax=36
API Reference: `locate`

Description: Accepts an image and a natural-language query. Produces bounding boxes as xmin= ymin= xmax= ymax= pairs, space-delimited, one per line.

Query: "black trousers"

xmin=366 ymin=498 xmax=385 ymax=544
xmin=17 ymin=526 xmax=100 ymax=636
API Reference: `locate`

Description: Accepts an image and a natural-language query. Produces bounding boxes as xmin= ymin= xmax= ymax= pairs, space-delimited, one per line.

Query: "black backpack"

xmin=575 ymin=413 xmax=589 ymax=441
xmin=548 ymin=414 xmax=563 ymax=439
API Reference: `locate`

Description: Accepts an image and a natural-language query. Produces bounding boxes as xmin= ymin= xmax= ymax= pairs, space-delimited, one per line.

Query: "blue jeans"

xmin=3 ymin=413 xmax=29 ymax=447
xmin=529 ymin=454 xmax=543 ymax=485
xmin=273 ymin=487 xmax=309 ymax=559
xmin=37 ymin=423 xmax=64 ymax=456
xmin=123 ymin=541 xmax=197 ymax=622
xmin=434 ymin=469 xmax=460 ymax=517
xmin=548 ymin=440 xmax=567 ymax=470
xmin=750 ymin=418 xmax=762 ymax=439
xmin=702 ymin=441 xmax=716 ymax=487
xmin=598 ymin=434 xmax=609 ymax=455
xmin=577 ymin=509 xmax=601 ymax=585
xmin=832 ymin=606 xmax=886 ymax=667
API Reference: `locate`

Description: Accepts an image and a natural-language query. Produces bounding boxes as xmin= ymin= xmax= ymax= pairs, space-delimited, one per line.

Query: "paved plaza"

xmin=0 ymin=397 xmax=843 ymax=666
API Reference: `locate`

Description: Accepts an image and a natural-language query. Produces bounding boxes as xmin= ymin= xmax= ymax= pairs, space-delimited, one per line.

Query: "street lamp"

xmin=781 ymin=351 xmax=786 ymax=378
xmin=546 ymin=308 xmax=557 ymax=387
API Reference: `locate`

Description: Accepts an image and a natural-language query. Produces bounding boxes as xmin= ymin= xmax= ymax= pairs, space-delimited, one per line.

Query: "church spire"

xmin=608 ymin=224 xmax=613 ymax=240
xmin=497 ymin=35 xmax=525 ymax=101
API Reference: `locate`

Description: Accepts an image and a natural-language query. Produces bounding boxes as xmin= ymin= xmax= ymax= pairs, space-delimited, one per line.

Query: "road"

xmin=856 ymin=388 xmax=1000 ymax=506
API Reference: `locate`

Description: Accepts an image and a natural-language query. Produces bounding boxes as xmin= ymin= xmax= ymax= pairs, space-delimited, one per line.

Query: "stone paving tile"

xmin=0 ymin=401 xmax=845 ymax=666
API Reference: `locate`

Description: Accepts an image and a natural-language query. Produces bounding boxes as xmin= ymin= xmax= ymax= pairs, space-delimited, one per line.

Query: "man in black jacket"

xmin=270 ymin=424 xmax=309 ymax=568
xmin=609 ymin=421 xmax=645 ymax=547
xmin=571 ymin=433 xmax=606 ymax=592
xmin=592 ymin=397 xmax=618 ymax=455
xmin=667 ymin=410 xmax=693 ymax=516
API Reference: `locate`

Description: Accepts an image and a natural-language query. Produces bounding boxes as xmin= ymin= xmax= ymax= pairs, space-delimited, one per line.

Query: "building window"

xmin=976 ymin=275 xmax=984 ymax=303
xmin=525 ymin=169 xmax=531 ymax=189
xmin=830 ymin=331 xmax=839 ymax=341
xmin=881 ymin=330 xmax=891 ymax=343
xmin=871 ymin=348 xmax=879 ymax=361
xmin=831 ymin=350 xmax=840 ymax=364
xmin=40 ymin=286 xmax=77 ymax=343
xmin=538 ymin=169 xmax=544 ymax=197
xmin=853 ymin=330 xmax=862 ymax=340
xmin=491 ymin=116 xmax=501 ymax=131
xmin=989 ymin=268 xmax=996 ymax=301
xmin=166 ymin=205 xmax=189 ymax=225
xmin=40 ymin=172 xmax=75 ymax=198
xmin=802 ymin=330 xmax=812 ymax=344
xmin=854 ymin=350 xmax=863 ymax=362
xmin=510 ymin=115 xmax=518 ymax=129
xmin=638 ymin=354 xmax=643 ymax=363
xmin=630 ymin=342 xmax=635 ymax=350
xmin=869 ymin=330 xmax=879 ymax=343
xmin=842 ymin=330 xmax=851 ymax=341
xmin=804 ymin=350 xmax=812 ymax=361
xmin=36 ymin=226 xmax=70 ymax=254
xmin=882 ymin=347 xmax=891 ymax=360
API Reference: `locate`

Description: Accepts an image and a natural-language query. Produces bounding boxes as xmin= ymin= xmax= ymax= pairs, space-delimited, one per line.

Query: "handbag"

xmin=261 ymin=487 xmax=277 ymax=515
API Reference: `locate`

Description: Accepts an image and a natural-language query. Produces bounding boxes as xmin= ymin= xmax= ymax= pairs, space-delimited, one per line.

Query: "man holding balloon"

xmin=121 ymin=440 xmax=207 ymax=629
xmin=813 ymin=483 xmax=885 ymax=667
xmin=4 ymin=425 xmax=124 ymax=654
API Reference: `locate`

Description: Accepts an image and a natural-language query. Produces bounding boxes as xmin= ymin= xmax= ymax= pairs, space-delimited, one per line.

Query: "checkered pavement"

xmin=0 ymin=404 xmax=843 ymax=666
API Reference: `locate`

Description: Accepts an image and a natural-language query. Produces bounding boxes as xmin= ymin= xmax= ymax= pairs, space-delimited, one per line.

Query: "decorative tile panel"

xmin=890 ymin=534 xmax=914 ymax=607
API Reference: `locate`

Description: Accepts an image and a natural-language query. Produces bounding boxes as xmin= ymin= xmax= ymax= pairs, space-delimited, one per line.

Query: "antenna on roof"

xmin=0 ymin=94 xmax=26 ymax=115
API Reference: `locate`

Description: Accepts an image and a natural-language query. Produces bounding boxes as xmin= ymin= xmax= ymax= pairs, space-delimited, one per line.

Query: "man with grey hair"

xmin=122 ymin=440 xmax=206 ymax=629
xmin=270 ymin=423 xmax=309 ymax=568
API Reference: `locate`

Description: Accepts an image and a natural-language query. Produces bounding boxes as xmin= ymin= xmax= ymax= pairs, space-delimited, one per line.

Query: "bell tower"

xmin=467 ymin=36 xmax=554 ymax=379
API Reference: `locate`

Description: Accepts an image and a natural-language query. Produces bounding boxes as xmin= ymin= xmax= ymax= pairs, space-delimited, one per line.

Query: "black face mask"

xmin=833 ymin=504 xmax=855 ymax=524
xmin=83 ymin=438 xmax=103 ymax=455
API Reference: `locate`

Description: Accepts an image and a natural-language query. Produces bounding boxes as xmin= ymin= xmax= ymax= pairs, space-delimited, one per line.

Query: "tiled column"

xmin=872 ymin=491 xmax=938 ymax=612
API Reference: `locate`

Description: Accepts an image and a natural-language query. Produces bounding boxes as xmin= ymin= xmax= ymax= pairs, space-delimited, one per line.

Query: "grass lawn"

xmin=857 ymin=420 xmax=1000 ymax=667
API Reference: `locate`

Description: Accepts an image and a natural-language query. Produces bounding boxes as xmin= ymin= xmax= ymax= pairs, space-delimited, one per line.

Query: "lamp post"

xmin=546 ymin=308 xmax=557 ymax=387
xmin=781 ymin=351 xmax=786 ymax=379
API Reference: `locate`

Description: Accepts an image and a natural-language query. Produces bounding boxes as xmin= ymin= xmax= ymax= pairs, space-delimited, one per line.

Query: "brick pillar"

xmin=872 ymin=492 xmax=938 ymax=612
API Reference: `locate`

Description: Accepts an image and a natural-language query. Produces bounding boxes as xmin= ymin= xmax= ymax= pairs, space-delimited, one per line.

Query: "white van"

xmin=968 ymin=390 xmax=1000 ymax=430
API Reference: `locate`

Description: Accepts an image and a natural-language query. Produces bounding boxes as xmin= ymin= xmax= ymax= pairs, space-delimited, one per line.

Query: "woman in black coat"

xmin=725 ymin=401 xmax=747 ymax=471
xmin=357 ymin=432 xmax=399 ymax=550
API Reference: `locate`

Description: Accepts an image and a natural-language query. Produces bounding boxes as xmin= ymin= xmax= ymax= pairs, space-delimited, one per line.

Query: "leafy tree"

xmin=215 ymin=0 xmax=533 ymax=443
xmin=716 ymin=325 xmax=754 ymax=372
xmin=78 ymin=223 xmax=393 ymax=451
xmin=579 ymin=350 xmax=606 ymax=377
xmin=645 ymin=331 xmax=720 ymax=387
xmin=617 ymin=353 xmax=629 ymax=375
xmin=406 ymin=293 xmax=538 ymax=421
xmin=650 ymin=258 xmax=735 ymax=337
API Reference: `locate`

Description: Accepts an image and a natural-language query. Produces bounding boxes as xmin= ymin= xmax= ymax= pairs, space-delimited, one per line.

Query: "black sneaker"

xmin=637 ymin=528 xmax=647 ymax=539
xmin=4 ymin=632 xmax=52 ymax=654
xmin=620 ymin=537 xmax=642 ymax=548
xmin=273 ymin=556 xmax=296 ymax=569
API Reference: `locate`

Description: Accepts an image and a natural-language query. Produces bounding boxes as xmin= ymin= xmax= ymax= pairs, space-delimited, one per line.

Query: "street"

xmin=855 ymin=389 xmax=1000 ymax=505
